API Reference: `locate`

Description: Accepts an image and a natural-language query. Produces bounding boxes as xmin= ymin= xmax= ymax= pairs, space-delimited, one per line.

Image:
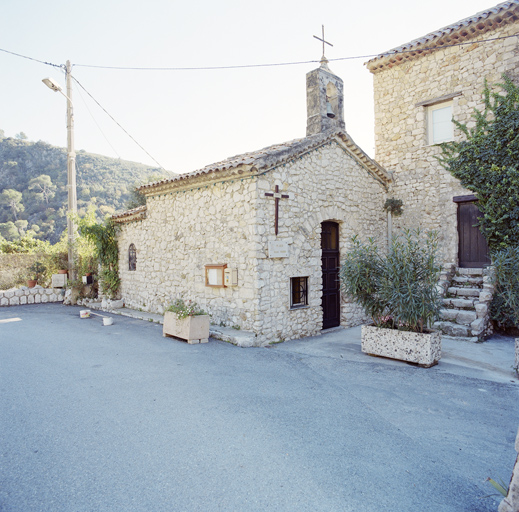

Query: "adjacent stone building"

xmin=113 ymin=58 xmax=391 ymax=345
xmin=366 ymin=0 xmax=519 ymax=266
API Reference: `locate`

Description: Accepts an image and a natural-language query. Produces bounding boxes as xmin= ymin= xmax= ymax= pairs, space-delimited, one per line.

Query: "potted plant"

xmin=340 ymin=230 xmax=443 ymax=367
xmin=27 ymin=261 xmax=47 ymax=288
xmin=163 ymin=298 xmax=210 ymax=344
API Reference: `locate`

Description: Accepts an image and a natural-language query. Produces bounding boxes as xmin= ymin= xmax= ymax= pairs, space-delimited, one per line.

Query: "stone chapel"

xmin=113 ymin=0 xmax=519 ymax=345
xmin=113 ymin=56 xmax=391 ymax=345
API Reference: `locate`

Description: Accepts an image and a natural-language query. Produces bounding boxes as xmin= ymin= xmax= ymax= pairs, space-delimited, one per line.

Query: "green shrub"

xmin=490 ymin=245 xmax=519 ymax=329
xmin=340 ymin=236 xmax=385 ymax=324
xmin=340 ymin=230 xmax=442 ymax=333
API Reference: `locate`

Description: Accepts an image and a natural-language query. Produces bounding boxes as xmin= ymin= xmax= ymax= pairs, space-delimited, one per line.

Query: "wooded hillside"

xmin=0 ymin=135 xmax=167 ymax=243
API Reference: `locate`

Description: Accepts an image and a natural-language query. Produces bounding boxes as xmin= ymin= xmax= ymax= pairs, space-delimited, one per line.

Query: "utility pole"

xmin=65 ymin=60 xmax=77 ymax=279
xmin=43 ymin=62 xmax=77 ymax=279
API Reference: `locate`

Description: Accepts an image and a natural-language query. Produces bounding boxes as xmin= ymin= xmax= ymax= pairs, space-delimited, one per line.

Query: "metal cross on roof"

xmin=313 ymin=25 xmax=333 ymax=57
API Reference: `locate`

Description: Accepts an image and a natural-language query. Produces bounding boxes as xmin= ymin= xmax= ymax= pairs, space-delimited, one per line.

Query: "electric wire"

xmin=71 ymin=76 xmax=164 ymax=169
xmin=72 ymin=34 xmax=519 ymax=71
xmin=0 ymin=48 xmax=62 ymax=69
xmin=2 ymin=32 xmax=517 ymax=74
xmin=73 ymin=79 xmax=122 ymax=160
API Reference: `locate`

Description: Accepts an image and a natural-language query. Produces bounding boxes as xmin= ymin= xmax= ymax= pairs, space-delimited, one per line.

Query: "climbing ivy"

xmin=438 ymin=75 xmax=519 ymax=252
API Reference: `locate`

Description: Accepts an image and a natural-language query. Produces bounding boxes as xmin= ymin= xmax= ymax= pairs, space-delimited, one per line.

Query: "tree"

xmin=438 ymin=75 xmax=519 ymax=251
xmin=15 ymin=132 xmax=28 ymax=140
xmin=0 ymin=221 xmax=20 ymax=240
xmin=0 ymin=189 xmax=24 ymax=221
xmin=125 ymin=174 xmax=168 ymax=210
xmin=28 ymin=174 xmax=57 ymax=204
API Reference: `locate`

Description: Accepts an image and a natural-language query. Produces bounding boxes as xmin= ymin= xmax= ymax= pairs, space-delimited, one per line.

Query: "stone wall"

xmin=116 ymin=139 xmax=386 ymax=344
xmin=117 ymin=177 xmax=259 ymax=331
xmin=0 ymin=286 xmax=64 ymax=306
xmin=254 ymin=141 xmax=385 ymax=342
xmin=371 ymin=23 xmax=519 ymax=263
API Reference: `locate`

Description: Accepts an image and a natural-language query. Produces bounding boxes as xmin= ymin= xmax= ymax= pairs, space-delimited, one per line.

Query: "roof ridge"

xmin=366 ymin=0 xmax=519 ymax=71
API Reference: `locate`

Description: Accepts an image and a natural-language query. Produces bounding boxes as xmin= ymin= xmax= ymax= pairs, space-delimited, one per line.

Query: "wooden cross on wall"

xmin=264 ymin=185 xmax=289 ymax=236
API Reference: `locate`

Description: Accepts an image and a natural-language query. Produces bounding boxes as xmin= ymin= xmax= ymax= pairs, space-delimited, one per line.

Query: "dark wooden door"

xmin=457 ymin=201 xmax=491 ymax=268
xmin=321 ymin=221 xmax=340 ymax=329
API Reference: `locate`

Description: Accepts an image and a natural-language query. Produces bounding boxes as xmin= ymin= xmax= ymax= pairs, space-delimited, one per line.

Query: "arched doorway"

xmin=321 ymin=221 xmax=340 ymax=329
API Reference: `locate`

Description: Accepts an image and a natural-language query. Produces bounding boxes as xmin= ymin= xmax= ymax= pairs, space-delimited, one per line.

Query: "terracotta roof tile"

xmin=366 ymin=0 xmax=519 ymax=72
xmin=137 ymin=129 xmax=390 ymax=194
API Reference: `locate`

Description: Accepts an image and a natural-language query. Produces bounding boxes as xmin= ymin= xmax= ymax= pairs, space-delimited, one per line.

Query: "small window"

xmin=291 ymin=277 xmax=308 ymax=308
xmin=129 ymin=243 xmax=137 ymax=271
xmin=427 ymin=102 xmax=453 ymax=144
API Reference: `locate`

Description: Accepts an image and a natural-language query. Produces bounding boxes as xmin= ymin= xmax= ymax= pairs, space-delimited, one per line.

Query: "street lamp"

xmin=42 ymin=60 xmax=77 ymax=278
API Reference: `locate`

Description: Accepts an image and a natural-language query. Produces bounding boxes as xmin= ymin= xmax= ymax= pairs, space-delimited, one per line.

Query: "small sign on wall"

xmin=268 ymin=240 xmax=289 ymax=258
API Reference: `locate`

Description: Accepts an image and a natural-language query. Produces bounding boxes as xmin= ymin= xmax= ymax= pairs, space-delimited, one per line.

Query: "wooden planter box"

xmin=361 ymin=325 xmax=442 ymax=368
xmin=163 ymin=312 xmax=210 ymax=344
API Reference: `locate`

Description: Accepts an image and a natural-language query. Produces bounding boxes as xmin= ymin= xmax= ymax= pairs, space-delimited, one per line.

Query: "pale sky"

xmin=1 ymin=0 xmax=497 ymax=175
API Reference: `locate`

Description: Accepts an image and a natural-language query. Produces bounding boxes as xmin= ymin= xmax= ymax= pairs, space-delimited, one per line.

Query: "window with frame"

xmin=290 ymin=276 xmax=308 ymax=308
xmin=427 ymin=101 xmax=453 ymax=144
xmin=128 ymin=243 xmax=137 ymax=271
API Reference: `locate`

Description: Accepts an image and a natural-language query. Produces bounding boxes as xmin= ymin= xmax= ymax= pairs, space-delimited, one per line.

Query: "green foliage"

xmin=28 ymin=174 xmax=56 ymax=204
xmin=28 ymin=261 xmax=46 ymax=280
xmin=77 ymin=208 xmax=120 ymax=298
xmin=0 ymin=136 xmax=165 ymax=243
xmin=340 ymin=230 xmax=442 ymax=333
xmin=340 ymin=236 xmax=386 ymax=324
xmin=382 ymin=230 xmax=442 ymax=332
xmin=490 ymin=245 xmax=519 ymax=329
xmin=0 ymin=235 xmax=52 ymax=254
xmin=165 ymin=298 xmax=207 ymax=320
xmin=0 ymin=189 xmax=24 ymax=221
xmin=438 ymin=75 xmax=519 ymax=251
xmin=125 ymin=173 xmax=169 ymax=210
xmin=486 ymin=477 xmax=509 ymax=497
xmin=383 ymin=198 xmax=404 ymax=216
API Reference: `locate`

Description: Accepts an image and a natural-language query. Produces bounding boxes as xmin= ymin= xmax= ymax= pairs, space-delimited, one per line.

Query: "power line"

xmin=74 ymin=80 xmax=122 ymax=160
xmin=72 ymin=34 xmax=519 ymax=71
xmin=0 ymin=48 xmax=62 ymax=69
xmin=2 ymin=32 xmax=518 ymax=74
xmin=71 ymin=76 xmax=164 ymax=170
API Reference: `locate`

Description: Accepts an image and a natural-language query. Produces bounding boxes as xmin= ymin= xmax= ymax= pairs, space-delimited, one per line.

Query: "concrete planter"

xmin=163 ymin=312 xmax=210 ymax=344
xmin=361 ymin=325 xmax=442 ymax=368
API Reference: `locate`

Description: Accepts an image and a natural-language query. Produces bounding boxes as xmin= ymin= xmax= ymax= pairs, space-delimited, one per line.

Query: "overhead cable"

xmin=71 ymin=76 xmax=164 ymax=170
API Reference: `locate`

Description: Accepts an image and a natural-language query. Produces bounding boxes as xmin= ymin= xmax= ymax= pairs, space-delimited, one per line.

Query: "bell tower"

xmin=306 ymin=56 xmax=345 ymax=136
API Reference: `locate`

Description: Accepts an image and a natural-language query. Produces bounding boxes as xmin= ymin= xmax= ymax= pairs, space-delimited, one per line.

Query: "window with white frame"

xmin=427 ymin=101 xmax=453 ymax=144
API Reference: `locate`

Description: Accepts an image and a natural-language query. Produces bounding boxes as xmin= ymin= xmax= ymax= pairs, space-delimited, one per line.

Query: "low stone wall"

xmin=0 ymin=286 xmax=65 ymax=306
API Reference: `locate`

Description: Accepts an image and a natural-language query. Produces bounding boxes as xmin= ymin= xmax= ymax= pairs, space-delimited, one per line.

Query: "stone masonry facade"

xmin=115 ymin=132 xmax=388 ymax=345
xmin=368 ymin=19 xmax=519 ymax=263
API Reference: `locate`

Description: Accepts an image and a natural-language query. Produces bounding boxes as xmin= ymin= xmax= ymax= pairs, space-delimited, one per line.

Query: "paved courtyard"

xmin=1 ymin=303 xmax=518 ymax=511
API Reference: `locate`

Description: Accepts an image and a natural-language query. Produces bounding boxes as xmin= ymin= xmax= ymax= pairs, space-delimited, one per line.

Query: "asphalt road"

xmin=1 ymin=304 xmax=518 ymax=512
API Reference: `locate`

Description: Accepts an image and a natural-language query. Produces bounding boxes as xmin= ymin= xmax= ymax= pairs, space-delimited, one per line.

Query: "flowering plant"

xmin=165 ymin=298 xmax=207 ymax=320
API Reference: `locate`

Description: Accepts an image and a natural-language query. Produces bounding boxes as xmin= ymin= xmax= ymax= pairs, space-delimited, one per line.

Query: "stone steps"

xmin=436 ymin=266 xmax=493 ymax=341
xmin=442 ymin=297 xmax=477 ymax=309
xmin=452 ymin=276 xmax=483 ymax=286
xmin=447 ymin=286 xmax=480 ymax=297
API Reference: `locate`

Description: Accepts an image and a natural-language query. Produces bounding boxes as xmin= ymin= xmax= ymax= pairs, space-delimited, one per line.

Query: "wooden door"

xmin=457 ymin=201 xmax=490 ymax=268
xmin=321 ymin=221 xmax=340 ymax=329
